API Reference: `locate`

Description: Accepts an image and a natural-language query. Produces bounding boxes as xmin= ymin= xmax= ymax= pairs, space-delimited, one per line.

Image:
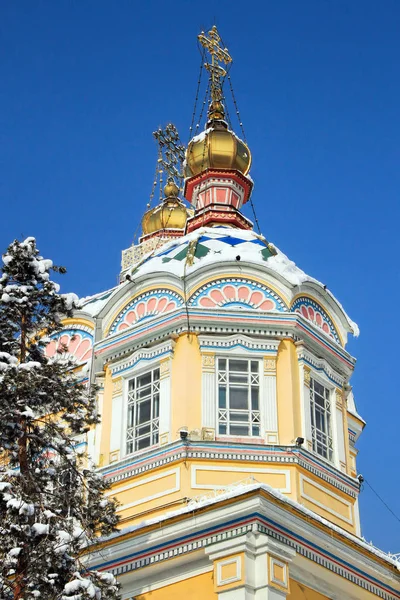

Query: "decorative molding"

xmin=160 ymin=433 xmax=169 ymax=446
xmin=109 ymin=467 xmax=180 ymax=513
xmin=304 ymin=366 xmax=311 ymax=387
xmin=112 ymin=378 xmax=122 ymax=396
xmin=109 ymin=289 xmax=184 ymax=335
xmin=159 ymin=358 xmax=170 ymax=378
xmin=335 ymin=388 xmax=344 ymax=408
xmin=92 ymin=509 xmax=398 ymax=600
xmin=264 ymin=357 xmax=277 ymax=373
xmin=199 ymin=333 xmax=280 ymax=355
xmin=216 ymin=555 xmax=242 ymax=587
xmin=300 ymin=474 xmax=353 ymax=525
xmin=44 ymin=327 xmax=93 ymax=365
xmin=202 ymin=353 xmax=215 ymax=369
xmin=297 ymin=346 xmax=346 ymax=388
xmin=292 ymin=296 xmax=341 ymax=345
xmin=109 ymin=340 xmax=174 ymax=377
xmin=269 ymin=556 xmax=289 ymax=590
xmin=98 ymin=442 xmax=359 ymax=497
xmin=189 ymin=277 xmax=288 ymax=312
xmin=191 ymin=465 xmax=291 ymax=494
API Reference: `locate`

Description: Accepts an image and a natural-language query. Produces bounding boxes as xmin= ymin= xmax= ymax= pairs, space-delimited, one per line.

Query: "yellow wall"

xmin=277 ymin=340 xmax=302 ymax=444
xmin=171 ymin=333 xmax=202 ymax=436
xmin=135 ymin=571 xmax=216 ymax=600
xmin=288 ymin=580 xmax=328 ymax=599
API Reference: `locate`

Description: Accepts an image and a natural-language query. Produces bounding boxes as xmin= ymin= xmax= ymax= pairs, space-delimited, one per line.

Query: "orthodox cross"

xmin=198 ymin=25 xmax=232 ymax=104
xmin=153 ymin=123 xmax=185 ymax=183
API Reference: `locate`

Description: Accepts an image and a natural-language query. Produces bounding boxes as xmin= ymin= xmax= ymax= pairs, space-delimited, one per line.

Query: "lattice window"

xmin=217 ymin=358 xmax=260 ymax=436
xmin=310 ymin=378 xmax=333 ymax=461
xmin=126 ymin=368 xmax=160 ymax=454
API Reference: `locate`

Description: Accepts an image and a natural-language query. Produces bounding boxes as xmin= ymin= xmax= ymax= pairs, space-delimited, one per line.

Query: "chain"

xmin=188 ymin=45 xmax=206 ymax=144
xmin=226 ymin=66 xmax=247 ymax=142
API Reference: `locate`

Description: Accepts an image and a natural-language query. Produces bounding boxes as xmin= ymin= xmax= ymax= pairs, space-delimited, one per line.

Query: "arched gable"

xmin=45 ymin=323 xmax=94 ymax=364
xmin=109 ymin=289 xmax=184 ymax=335
xmin=188 ymin=278 xmax=288 ymax=312
xmin=291 ymin=296 xmax=341 ymax=345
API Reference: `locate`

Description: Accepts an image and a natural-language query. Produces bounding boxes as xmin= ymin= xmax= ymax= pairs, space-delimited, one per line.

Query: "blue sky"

xmin=2 ymin=1 xmax=400 ymax=552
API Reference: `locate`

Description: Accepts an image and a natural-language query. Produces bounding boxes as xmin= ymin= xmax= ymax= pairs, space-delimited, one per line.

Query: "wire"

xmin=363 ymin=478 xmax=400 ymax=526
xmin=188 ymin=45 xmax=206 ymax=144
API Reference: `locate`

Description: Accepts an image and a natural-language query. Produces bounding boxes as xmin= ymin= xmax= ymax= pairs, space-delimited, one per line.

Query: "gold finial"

xmin=198 ymin=25 xmax=232 ymax=122
xmin=163 ymin=177 xmax=179 ymax=198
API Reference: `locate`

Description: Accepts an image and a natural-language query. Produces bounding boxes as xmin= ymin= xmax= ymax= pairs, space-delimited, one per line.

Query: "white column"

xmin=109 ymin=377 xmax=123 ymax=463
xmin=263 ymin=357 xmax=278 ymax=444
xmin=205 ymin=531 xmax=295 ymax=599
xmin=159 ymin=358 xmax=172 ymax=445
xmin=334 ymin=388 xmax=347 ymax=472
xmin=202 ymin=354 xmax=216 ymax=437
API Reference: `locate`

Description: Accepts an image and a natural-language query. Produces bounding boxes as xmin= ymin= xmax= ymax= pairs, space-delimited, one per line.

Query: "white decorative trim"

xmin=269 ymin=556 xmax=288 ymax=588
xmin=159 ymin=372 xmax=171 ymax=442
xmin=110 ymin=395 xmax=123 ymax=452
xmin=199 ymin=333 xmax=280 ymax=354
xmin=202 ymin=370 xmax=216 ymax=429
xmin=217 ymin=556 xmax=242 ymax=586
xmin=110 ymin=340 xmax=174 ymax=377
xmin=109 ymin=467 xmax=180 ymax=512
xmin=296 ymin=346 xmax=346 ymax=388
xmin=300 ymin=474 xmax=353 ymax=525
xmin=263 ymin=370 xmax=278 ymax=436
xmin=191 ymin=465 xmax=291 ymax=494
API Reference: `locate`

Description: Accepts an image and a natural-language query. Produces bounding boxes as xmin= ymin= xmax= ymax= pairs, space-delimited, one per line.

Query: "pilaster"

xmin=205 ymin=531 xmax=295 ymax=599
xmin=263 ymin=356 xmax=278 ymax=444
xmin=201 ymin=352 xmax=216 ymax=438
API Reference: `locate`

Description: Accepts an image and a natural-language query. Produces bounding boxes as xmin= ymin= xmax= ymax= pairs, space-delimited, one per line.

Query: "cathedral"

xmin=47 ymin=26 xmax=400 ymax=599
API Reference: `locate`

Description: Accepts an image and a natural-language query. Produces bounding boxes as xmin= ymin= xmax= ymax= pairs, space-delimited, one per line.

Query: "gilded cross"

xmin=198 ymin=25 xmax=232 ymax=105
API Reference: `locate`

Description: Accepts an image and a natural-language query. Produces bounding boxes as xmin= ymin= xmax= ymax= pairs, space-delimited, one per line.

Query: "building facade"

xmin=48 ymin=26 xmax=400 ymax=600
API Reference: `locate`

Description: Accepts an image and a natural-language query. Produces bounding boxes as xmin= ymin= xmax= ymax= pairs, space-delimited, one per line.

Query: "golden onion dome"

xmin=142 ymin=182 xmax=192 ymax=236
xmin=184 ymin=122 xmax=251 ymax=178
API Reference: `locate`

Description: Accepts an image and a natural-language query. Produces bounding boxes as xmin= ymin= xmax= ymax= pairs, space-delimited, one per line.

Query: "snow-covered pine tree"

xmin=0 ymin=237 xmax=120 ymax=600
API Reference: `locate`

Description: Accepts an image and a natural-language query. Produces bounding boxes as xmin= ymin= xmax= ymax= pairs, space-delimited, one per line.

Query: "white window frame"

xmin=309 ymin=376 xmax=334 ymax=462
xmin=125 ymin=366 xmax=160 ymax=455
xmin=216 ymin=356 xmax=262 ymax=438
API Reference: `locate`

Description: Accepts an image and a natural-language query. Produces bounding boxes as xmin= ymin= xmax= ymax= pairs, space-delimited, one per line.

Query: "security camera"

xmin=179 ymin=429 xmax=188 ymax=441
xmin=295 ymin=436 xmax=305 ymax=447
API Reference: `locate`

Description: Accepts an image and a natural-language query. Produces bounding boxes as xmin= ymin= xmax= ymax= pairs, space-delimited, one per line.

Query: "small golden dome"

xmin=142 ymin=197 xmax=191 ymax=236
xmin=163 ymin=179 xmax=179 ymax=198
xmin=184 ymin=123 xmax=251 ymax=178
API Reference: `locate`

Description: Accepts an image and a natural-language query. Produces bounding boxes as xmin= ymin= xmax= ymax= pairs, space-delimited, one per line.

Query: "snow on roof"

xmin=99 ymin=480 xmax=399 ymax=570
xmin=78 ymin=287 xmax=117 ymax=317
xmin=125 ymin=226 xmax=358 ymax=336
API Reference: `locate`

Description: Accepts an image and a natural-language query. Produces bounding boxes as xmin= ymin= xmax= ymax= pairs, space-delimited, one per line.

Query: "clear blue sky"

xmin=2 ymin=1 xmax=399 ymax=553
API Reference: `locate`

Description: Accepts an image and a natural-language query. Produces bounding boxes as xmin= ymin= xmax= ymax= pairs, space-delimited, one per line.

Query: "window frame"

xmin=216 ymin=356 xmax=262 ymax=439
xmin=309 ymin=375 xmax=334 ymax=463
xmin=124 ymin=364 xmax=161 ymax=456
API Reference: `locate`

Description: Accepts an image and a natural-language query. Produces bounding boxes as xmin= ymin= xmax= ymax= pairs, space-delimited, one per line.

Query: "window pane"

xmin=252 ymin=425 xmax=260 ymax=436
xmin=251 ymin=361 xmax=258 ymax=373
xmin=230 ymin=373 xmax=248 ymax=383
xmin=230 ymin=387 xmax=248 ymax=409
xmin=218 ymin=386 xmax=227 ymax=408
xmin=229 ymin=359 xmax=248 ymax=372
xmin=229 ymin=411 xmax=248 ymax=422
xmin=219 ymin=424 xmax=227 ymax=435
xmin=218 ymin=358 xmax=226 ymax=370
xmin=251 ymin=388 xmax=259 ymax=410
xmin=230 ymin=424 xmax=249 ymax=436
xmin=138 ymin=373 xmax=151 ymax=387
xmin=127 ymin=405 xmax=134 ymax=428
xmin=137 ymin=400 xmax=151 ymax=424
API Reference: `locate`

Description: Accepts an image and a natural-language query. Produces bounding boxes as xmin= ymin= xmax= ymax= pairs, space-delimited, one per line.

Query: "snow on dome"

xmin=123 ymin=226 xmax=358 ymax=338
